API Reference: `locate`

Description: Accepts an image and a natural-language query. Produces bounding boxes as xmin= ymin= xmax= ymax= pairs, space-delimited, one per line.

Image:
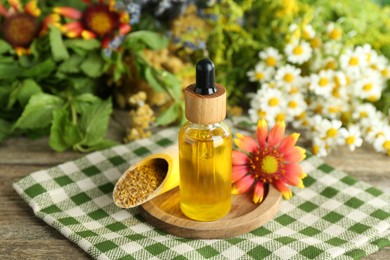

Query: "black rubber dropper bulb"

xmin=195 ymin=58 xmax=217 ymax=95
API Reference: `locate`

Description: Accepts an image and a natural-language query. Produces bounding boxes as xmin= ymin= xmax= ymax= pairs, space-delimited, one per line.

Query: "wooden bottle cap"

xmin=184 ymin=83 xmax=226 ymax=125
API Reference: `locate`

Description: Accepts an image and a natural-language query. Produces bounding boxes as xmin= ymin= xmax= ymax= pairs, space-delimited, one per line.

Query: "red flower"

xmin=54 ymin=0 xmax=131 ymax=47
xmin=232 ymin=119 xmax=307 ymax=203
xmin=0 ymin=0 xmax=41 ymax=55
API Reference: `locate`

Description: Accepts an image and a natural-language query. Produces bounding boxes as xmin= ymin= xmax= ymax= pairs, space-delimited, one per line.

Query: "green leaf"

xmin=65 ymin=39 xmax=100 ymax=50
xmin=156 ymin=102 xmax=180 ymax=125
xmin=0 ymin=63 xmax=22 ymax=79
xmin=58 ymin=55 xmax=84 ymax=73
xmin=124 ymin=31 xmax=168 ymax=51
xmin=49 ymin=26 xmax=69 ymax=61
xmin=74 ymin=93 xmax=100 ymax=112
xmin=79 ymin=98 xmax=113 ymax=146
xmin=0 ymin=39 xmax=12 ymax=54
xmin=144 ymin=67 xmax=165 ymax=92
xmin=22 ymin=58 xmax=56 ymax=78
xmin=0 ymin=118 xmax=12 ymax=142
xmin=82 ymin=139 xmax=117 ymax=151
xmin=17 ymin=79 xmax=42 ymax=107
xmin=14 ymin=93 xmax=64 ymax=130
xmin=80 ymin=52 xmax=105 ymax=78
xmin=0 ymin=86 xmax=10 ymax=107
xmin=49 ymin=108 xmax=82 ymax=152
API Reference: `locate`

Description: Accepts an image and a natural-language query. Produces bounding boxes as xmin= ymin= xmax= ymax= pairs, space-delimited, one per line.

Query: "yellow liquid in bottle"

xmin=179 ymin=122 xmax=232 ymax=221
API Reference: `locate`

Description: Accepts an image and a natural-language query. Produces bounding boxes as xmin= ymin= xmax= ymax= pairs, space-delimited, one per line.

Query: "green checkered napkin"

xmin=13 ymin=127 xmax=390 ymax=259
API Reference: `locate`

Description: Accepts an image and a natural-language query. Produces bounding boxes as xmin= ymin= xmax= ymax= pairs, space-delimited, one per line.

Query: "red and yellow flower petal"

xmin=61 ymin=21 xmax=83 ymax=38
xmin=81 ymin=30 xmax=96 ymax=40
xmin=0 ymin=4 xmax=9 ymax=17
xmin=283 ymin=146 xmax=306 ymax=163
xmin=119 ymin=23 xmax=131 ymax=35
xmin=8 ymin=0 xmax=22 ymax=12
xmin=25 ymin=0 xmax=41 ymax=17
xmin=278 ymin=133 xmax=300 ymax=153
xmin=273 ymin=179 xmax=292 ymax=200
xmin=256 ymin=119 xmax=268 ymax=147
xmin=14 ymin=47 xmax=31 ymax=56
xmin=54 ymin=6 xmax=82 ymax=19
xmin=232 ymin=150 xmax=249 ymax=166
xmin=253 ymin=181 xmax=264 ymax=204
xmin=232 ymin=165 xmax=249 ymax=182
xmin=101 ymin=37 xmax=110 ymax=48
xmin=283 ymin=163 xmax=305 ymax=188
xmin=119 ymin=11 xmax=129 ymax=24
xmin=267 ymin=121 xmax=286 ymax=146
xmin=232 ymin=174 xmax=255 ymax=194
xmin=234 ymin=133 xmax=258 ymax=153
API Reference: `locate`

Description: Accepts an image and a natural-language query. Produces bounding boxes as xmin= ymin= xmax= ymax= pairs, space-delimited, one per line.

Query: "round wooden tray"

xmin=139 ymin=185 xmax=282 ymax=239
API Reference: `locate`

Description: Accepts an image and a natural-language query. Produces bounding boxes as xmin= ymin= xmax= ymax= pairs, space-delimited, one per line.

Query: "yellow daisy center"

xmin=257 ymin=109 xmax=266 ymax=118
xmin=265 ymin=57 xmax=277 ymax=66
xmin=284 ymin=73 xmax=294 ymax=83
xmin=325 ymin=61 xmax=337 ymax=70
xmin=383 ymin=141 xmax=390 ymax=150
xmin=312 ymin=144 xmax=320 ymax=155
xmin=363 ymin=83 xmax=373 ymax=91
xmin=319 ymin=78 xmax=329 ymax=87
xmin=326 ymin=128 xmax=338 ymax=138
xmin=261 ymin=156 xmax=278 ymax=174
xmin=346 ymin=136 xmax=355 ymax=145
xmin=293 ymin=45 xmax=303 ymax=55
xmin=349 ymin=57 xmax=359 ymax=66
xmin=268 ymin=97 xmax=279 ymax=107
xmin=290 ymin=87 xmax=299 ymax=94
xmin=328 ymin=106 xmax=339 ymax=114
xmin=310 ymin=37 xmax=321 ymax=48
xmin=368 ymin=95 xmax=378 ymax=102
xmin=288 ymin=100 xmax=298 ymax=108
xmin=360 ymin=111 xmax=368 ymax=118
xmin=255 ymin=72 xmax=265 ymax=80
xmin=382 ymin=69 xmax=389 ymax=77
xmin=329 ymin=28 xmax=342 ymax=40
xmin=275 ymin=113 xmax=285 ymax=122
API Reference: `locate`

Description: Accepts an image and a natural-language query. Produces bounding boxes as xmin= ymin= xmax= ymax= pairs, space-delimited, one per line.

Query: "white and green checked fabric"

xmin=13 ymin=127 xmax=390 ymax=259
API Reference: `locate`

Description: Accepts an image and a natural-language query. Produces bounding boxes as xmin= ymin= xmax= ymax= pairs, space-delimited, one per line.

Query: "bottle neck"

xmin=188 ymin=122 xmax=221 ymax=129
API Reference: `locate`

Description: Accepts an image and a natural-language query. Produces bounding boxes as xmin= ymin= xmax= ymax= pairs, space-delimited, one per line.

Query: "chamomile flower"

xmin=247 ymin=63 xmax=275 ymax=83
xmin=357 ymin=44 xmax=379 ymax=66
xmin=286 ymin=93 xmax=307 ymax=120
xmin=312 ymin=137 xmax=329 ymax=157
xmin=258 ymin=88 xmax=284 ymax=113
xmin=354 ymin=71 xmax=382 ymax=101
xmin=259 ymin=47 xmax=282 ymax=68
xmin=327 ymin=23 xmax=342 ymax=40
xmin=373 ymin=130 xmax=390 ymax=154
xmin=351 ymin=103 xmax=377 ymax=121
xmin=340 ymin=47 xmax=367 ymax=76
xmin=318 ymin=119 xmax=342 ymax=144
xmin=323 ymin=41 xmax=342 ymax=56
xmin=275 ymin=65 xmax=301 ymax=86
xmin=285 ymin=40 xmax=312 ymax=64
xmin=323 ymin=99 xmax=345 ymax=119
xmin=302 ymin=24 xmax=315 ymax=39
xmin=309 ymin=70 xmax=334 ymax=97
xmin=338 ymin=126 xmax=363 ymax=151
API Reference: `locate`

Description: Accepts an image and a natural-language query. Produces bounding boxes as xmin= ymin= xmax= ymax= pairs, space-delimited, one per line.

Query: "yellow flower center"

xmin=310 ymin=37 xmax=321 ymax=48
xmin=90 ymin=12 xmax=112 ymax=35
xmin=290 ymin=87 xmax=299 ymax=94
xmin=293 ymin=45 xmax=303 ymax=55
xmin=284 ymin=73 xmax=294 ymax=83
xmin=319 ymin=78 xmax=329 ymax=87
xmin=261 ymin=156 xmax=278 ymax=174
xmin=363 ymin=83 xmax=373 ymax=91
xmin=349 ymin=57 xmax=359 ymax=66
xmin=383 ymin=141 xmax=390 ymax=150
xmin=288 ymin=100 xmax=298 ymax=108
xmin=2 ymin=13 xmax=39 ymax=48
xmin=382 ymin=69 xmax=389 ymax=77
xmin=275 ymin=113 xmax=285 ymax=122
xmin=255 ymin=72 xmax=265 ymax=80
xmin=326 ymin=128 xmax=338 ymax=138
xmin=268 ymin=97 xmax=279 ymax=107
xmin=328 ymin=106 xmax=339 ymax=114
xmin=312 ymin=144 xmax=319 ymax=155
xmin=360 ymin=111 xmax=368 ymax=118
xmin=329 ymin=28 xmax=342 ymax=40
xmin=257 ymin=109 xmax=266 ymax=118
xmin=265 ymin=57 xmax=277 ymax=66
xmin=325 ymin=61 xmax=337 ymax=70
xmin=346 ymin=136 xmax=355 ymax=145
xmin=368 ymin=95 xmax=378 ymax=102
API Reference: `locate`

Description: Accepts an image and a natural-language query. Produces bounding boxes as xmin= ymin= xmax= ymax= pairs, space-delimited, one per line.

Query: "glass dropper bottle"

xmin=178 ymin=58 xmax=232 ymax=222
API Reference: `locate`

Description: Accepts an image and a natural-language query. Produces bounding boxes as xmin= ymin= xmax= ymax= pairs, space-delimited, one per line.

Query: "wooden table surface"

xmin=1 ymin=117 xmax=389 ymax=259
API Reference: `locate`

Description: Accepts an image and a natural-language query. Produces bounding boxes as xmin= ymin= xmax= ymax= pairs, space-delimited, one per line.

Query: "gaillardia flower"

xmin=232 ymin=119 xmax=306 ymax=203
xmin=0 ymin=0 xmax=41 ymax=55
xmin=54 ymin=0 xmax=131 ymax=47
